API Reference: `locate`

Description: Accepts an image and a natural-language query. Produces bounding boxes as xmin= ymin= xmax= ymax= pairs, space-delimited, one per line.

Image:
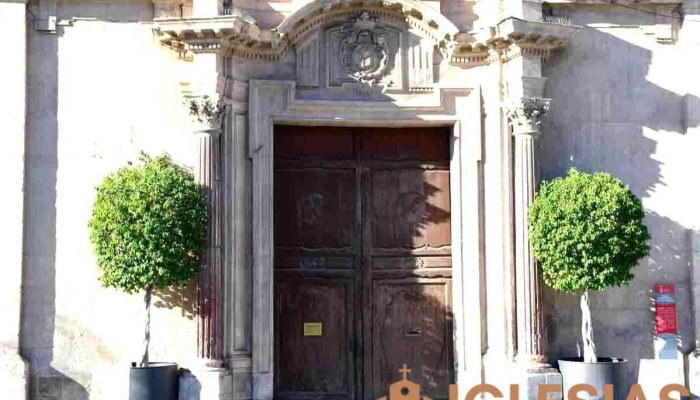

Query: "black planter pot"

xmin=129 ymin=362 xmax=179 ymax=400
xmin=559 ymin=357 xmax=628 ymax=400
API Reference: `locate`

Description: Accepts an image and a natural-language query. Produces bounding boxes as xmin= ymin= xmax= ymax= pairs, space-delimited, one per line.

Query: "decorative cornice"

xmin=154 ymin=16 xmax=284 ymax=61
xmin=154 ymin=7 xmax=579 ymax=65
xmin=505 ymin=97 xmax=551 ymax=136
xmin=450 ymin=18 xmax=580 ymax=67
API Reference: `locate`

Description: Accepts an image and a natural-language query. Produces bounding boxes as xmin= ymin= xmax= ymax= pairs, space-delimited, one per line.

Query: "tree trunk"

xmin=141 ymin=284 xmax=153 ymax=368
xmin=581 ymin=290 xmax=597 ymax=362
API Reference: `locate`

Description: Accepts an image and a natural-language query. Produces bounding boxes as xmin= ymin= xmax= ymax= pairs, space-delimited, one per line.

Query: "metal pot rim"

xmin=559 ymin=357 xmax=627 ymax=364
xmin=130 ymin=362 xmax=178 ymax=370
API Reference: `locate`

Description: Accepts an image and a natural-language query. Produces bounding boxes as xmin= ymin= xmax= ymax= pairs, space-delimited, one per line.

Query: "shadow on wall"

xmin=544 ymin=212 xmax=694 ymax=388
xmin=19 ymin=14 xmax=86 ymax=400
xmin=153 ymin=280 xmax=198 ymax=321
xmin=541 ymin=8 xmax=697 ymax=390
xmin=20 ymin=3 xmax=188 ymax=399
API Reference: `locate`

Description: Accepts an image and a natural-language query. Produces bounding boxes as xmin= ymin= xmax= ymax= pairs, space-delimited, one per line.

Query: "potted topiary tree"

xmin=528 ymin=169 xmax=650 ymax=399
xmin=89 ymin=153 xmax=207 ymax=400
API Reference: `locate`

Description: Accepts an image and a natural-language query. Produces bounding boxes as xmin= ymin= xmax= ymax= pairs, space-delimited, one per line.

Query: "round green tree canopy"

xmin=528 ymin=169 xmax=650 ymax=293
xmin=89 ymin=154 xmax=207 ymax=294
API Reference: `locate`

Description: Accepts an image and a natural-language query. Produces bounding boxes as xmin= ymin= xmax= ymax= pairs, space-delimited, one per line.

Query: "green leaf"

xmin=528 ymin=169 xmax=651 ymax=293
xmin=88 ymin=153 xmax=207 ymax=293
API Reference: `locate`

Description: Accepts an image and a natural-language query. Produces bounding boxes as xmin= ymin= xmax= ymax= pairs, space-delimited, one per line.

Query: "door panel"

xmin=356 ymin=127 xmax=450 ymax=161
xmin=274 ymin=126 xmax=453 ymax=400
xmin=370 ymin=169 xmax=451 ymax=251
xmin=372 ymin=280 xmax=452 ymax=400
xmin=274 ymin=168 xmax=357 ymax=251
xmin=275 ymin=277 xmax=355 ymax=398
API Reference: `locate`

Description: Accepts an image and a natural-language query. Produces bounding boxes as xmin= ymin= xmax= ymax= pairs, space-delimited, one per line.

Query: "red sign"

xmin=655 ymin=304 xmax=678 ymax=335
xmin=655 ymin=285 xmax=675 ymax=294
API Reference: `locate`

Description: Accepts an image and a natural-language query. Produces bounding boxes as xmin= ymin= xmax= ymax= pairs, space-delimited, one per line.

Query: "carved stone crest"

xmin=339 ymin=12 xmax=391 ymax=85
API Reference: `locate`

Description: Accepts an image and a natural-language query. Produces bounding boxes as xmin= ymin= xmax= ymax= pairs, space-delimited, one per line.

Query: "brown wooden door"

xmin=274 ymin=126 xmax=453 ymax=400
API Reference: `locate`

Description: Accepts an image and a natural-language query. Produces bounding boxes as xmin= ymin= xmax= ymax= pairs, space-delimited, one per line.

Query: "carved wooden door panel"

xmin=358 ymin=129 xmax=453 ymax=400
xmin=274 ymin=126 xmax=360 ymax=400
xmin=274 ymin=126 xmax=452 ymax=400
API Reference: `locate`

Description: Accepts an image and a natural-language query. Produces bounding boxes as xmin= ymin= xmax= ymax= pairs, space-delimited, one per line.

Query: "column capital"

xmin=187 ymin=95 xmax=230 ymax=132
xmin=505 ymin=97 xmax=551 ymax=136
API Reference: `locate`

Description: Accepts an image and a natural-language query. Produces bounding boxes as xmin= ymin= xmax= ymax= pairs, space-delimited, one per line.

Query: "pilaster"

xmin=221 ymin=77 xmax=253 ymax=400
xmin=0 ymin=1 xmax=29 ymax=399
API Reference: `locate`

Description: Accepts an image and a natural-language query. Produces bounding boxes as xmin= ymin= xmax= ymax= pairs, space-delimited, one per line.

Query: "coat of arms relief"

xmin=340 ymin=12 xmax=391 ymax=85
xmin=326 ymin=11 xmax=401 ymax=90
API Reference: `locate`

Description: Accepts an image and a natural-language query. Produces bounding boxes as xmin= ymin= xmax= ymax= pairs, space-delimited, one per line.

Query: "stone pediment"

xmin=278 ymin=0 xmax=459 ymax=52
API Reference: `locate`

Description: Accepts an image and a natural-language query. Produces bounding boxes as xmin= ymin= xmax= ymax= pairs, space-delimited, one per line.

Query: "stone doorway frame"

xmin=248 ymin=80 xmax=485 ymax=400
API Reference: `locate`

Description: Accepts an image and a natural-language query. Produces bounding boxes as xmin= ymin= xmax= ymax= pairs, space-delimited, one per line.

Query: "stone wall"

xmin=13 ymin=0 xmax=700 ymax=399
xmin=22 ymin=1 xmax=202 ymax=399
xmin=541 ymin=3 xmax=700 ymax=387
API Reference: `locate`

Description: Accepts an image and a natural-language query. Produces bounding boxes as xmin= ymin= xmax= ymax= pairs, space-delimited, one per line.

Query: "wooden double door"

xmin=273 ymin=126 xmax=453 ymax=400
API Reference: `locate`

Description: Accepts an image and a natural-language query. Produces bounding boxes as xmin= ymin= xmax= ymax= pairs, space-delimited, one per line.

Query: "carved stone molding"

xmin=340 ymin=12 xmax=390 ymax=84
xmin=155 ymin=2 xmax=578 ymax=67
xmin=33 ymin=0 xmax=56 ymax=33
xmin=323 ymin=10 xmax=401 ymax=90
xmin=505 ymin=98 xmax=551 ymax=135
xmin=278 ymin=0 xmax=459 ymax=56
xmin=247 ymin=80 xmax=483 ymax=400
xmin=217 ymin=77 xmax=249 ymax=112
xmin=155 ymin=17 xmax=284 ymax=61
xmin=450 ymin=18 xmax=579 ymax=67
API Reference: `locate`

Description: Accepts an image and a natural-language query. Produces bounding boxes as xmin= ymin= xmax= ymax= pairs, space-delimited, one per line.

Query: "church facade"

xmin=2 ymin=0 xmax=700 ymax=399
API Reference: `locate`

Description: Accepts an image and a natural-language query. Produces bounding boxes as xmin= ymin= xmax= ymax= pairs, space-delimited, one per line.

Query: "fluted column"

xmin=507 ymin=98 xmax=551 ymax=367
xmin=195 ymin=127 xmax=224 ymax=367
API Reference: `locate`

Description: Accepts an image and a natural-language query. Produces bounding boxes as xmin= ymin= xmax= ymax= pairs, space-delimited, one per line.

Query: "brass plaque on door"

xmin=303 ymin=322 xmax=323 ymax=337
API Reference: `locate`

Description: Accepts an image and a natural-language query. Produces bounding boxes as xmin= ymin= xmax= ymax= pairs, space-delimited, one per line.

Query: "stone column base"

xmin=518 ymin=366 xmax=562 ymax=400
xmin=252 ymin=372 xmax=273 ymax=400
xmin=689 ymin=349 xmax=700 ymax=399
xmin=0 ymin=353 xmax=29 ymax=400
xmin=180 ymin=367 xmax=232 ymax=400
xmin=230 ymin=357 xmax=252 ymax=400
